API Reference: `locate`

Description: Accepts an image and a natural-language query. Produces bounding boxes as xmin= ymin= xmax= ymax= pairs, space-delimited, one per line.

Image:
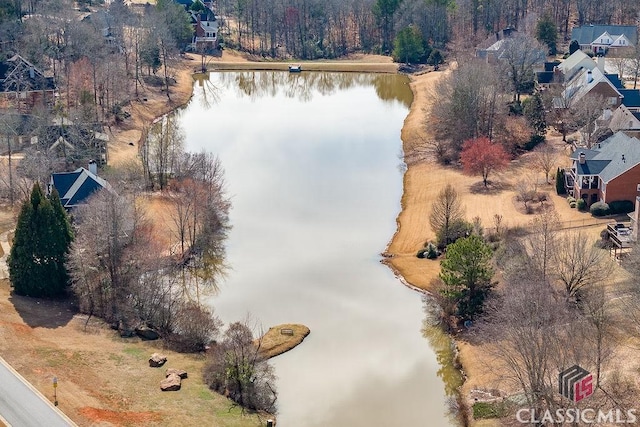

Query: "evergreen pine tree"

xmin=569 ymin=40 xmax=580 ymax=55
xmin=523 ymin=92 xmax=547 ymax=136
xmin=556 ymin=167 xmax=566 ymax=195
xmin=8 ymin=183 xmax=73 ymax=297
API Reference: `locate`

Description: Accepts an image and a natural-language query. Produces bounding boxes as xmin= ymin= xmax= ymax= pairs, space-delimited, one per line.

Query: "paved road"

xmin=0 ymin=357 xmax=76 ymax=427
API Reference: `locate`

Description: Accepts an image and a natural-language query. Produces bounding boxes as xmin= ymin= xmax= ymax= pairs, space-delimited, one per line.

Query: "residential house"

xmin=0 ymin=54 xmax=55 ymax=113
xmin=36 ymin=119 xmax=109 ymax=165
xmin=609 ymin=104 xmax=640 ymax=138
xmin=174 ymin=0 xmax=219 ymax=51
xmin=555 ymin=50 xmax=598 ymax=82
xmin=619 ymin=89 xmax=640 ymax=111
xmin=571 ymin=25 xmax=637 ymax=55
xmin=554 ymin=66 xmax=622 ymax=109
xmin=567 ymin=132 xmax=640 ymax=206
xmin=49 ymin=161 xmax=112 ymax=209
xmin=191 ymin=8 xmax=218 ymax=51
xmin=475 ymin=27 xmax=518 ymax=62
xmin=82 ymin=11 xmax=119 ymax=49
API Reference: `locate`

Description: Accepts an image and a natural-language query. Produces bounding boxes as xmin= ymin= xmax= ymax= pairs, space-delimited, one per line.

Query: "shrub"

xmin=418 ymin=242 xmax=440 ymax=259
xmin=168 ymin=303 xmax=222 ymax=352
xmin=569 ymin=201 xmax=577 ymax=208
xmin=566 ymin=196 xmax=576 ymax=204
xmin=473 ymin=401 xmax=510 ymax=419
xmin=436 ymin=219 xmax=473 ymax=249
xmin=425 ymin=242 xmax=438 ymax=259
xmin=589 ymin=201 xmax=610 ymax=216
xmin=524 ymin=134 xmax=545 ymax=151
xmin=576 ymin=198 xmax=586 ymax=211
xmin=609 ymin=200 xmax=634 ymax=214
xmin=508 ymin=101 xmax=523 ymax=115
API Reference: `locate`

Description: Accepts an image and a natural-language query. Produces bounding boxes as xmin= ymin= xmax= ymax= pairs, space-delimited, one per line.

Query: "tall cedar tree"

xmin=460 ymin=137 xmax=510 ymax=187
xmin=8 ymin=184 xmax=73 ymax=297
xmin=556 ymin=167 xmax=566 ymax=195
xmin=439 ymin=235 xmax=494 ymax=320
xmin=523 ymin=91 xmax=547 ymax=137
xmin=536 ymin=15 xmax=557 ymax=55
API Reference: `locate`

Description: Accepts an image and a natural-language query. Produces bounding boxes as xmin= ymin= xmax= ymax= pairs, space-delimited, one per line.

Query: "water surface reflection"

xmin=209 ymin=71 xmax=413 ymax=107
xmin=179 ymin=71 xmax=455 ymax=427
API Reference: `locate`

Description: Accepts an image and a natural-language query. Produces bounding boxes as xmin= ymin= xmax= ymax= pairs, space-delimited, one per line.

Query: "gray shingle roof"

xmin=571 ymin=25 xmax=638 ymax=46
xmin=575 ymin=160 xmax=610 ymax=175
xmin=572 ymin=132 xmax=640 ymax=183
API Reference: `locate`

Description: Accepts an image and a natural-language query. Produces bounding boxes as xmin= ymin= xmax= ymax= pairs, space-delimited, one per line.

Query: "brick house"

xmin=568 ymin=132 xmax=640 ymax=206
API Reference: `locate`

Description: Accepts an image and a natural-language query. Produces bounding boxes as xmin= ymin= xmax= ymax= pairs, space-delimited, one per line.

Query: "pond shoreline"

xmin=110 ymin=52 xmax=468 ymax=425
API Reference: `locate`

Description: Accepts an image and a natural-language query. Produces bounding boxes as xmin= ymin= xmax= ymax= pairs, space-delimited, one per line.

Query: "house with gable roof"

xmin=608 ymin=104 xmax=640 ymax=138
xmin=0 ymin=54 xmax=55 ymax=112
xmin=49 ymin=161 xmax=113 ymax=209
xmin=571 ymin=25 xmax=637 ymax=55
xmin=567 ymin=132 xmax=640 ymax=206
xmin=192 ymin=7 xmax=218 ymax=50
xmin=555 ymin=50 xmax=598 ymax=82
xmin=554 ymin=66 xmax=622 ymax=109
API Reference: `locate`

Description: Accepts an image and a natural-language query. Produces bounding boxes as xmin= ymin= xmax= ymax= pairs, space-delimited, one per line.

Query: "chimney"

xmin=579 ymin=152 xmax=586 ymax=164
xmin=586 ymin=70 xmax=593 ymax=84
xmin=597 ymin=56 xmax=605 ymax=73
xmin=88 ymin=160 xmax=98 ymax=175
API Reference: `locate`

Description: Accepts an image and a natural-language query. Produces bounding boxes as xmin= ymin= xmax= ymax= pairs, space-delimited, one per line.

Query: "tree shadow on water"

xmin=9 ymin=292 xmax=76 ymax=328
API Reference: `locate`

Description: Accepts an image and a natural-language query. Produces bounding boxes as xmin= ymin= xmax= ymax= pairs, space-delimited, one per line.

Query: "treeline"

xmin=217 ymin=0 xmax=640 ymax=59
xmin=0 ymin=0 xmax=194 ymax=125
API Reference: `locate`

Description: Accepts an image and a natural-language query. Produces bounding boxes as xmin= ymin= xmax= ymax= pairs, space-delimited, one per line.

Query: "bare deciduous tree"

xmin=522 ymin=208 xmax=560 ymax=285
xmin=203 ymin=320 xmax=277 ymax=412
xmin=429 ymin=60 xmax=507 ymax=157
xmin=429 ymin=184 xmax=465 ymax=246
xmin=480 ymin=266 xmax=570 ymax=415
xmin=553 ymin=230 xmax=613 ymax=301
xmin=570 ymin=94 xmax=608 ymax=148
xmin=531 ymin=143 xmax=557 ymax=184
xmin=499 ymin=35 xmax=546 ymax=102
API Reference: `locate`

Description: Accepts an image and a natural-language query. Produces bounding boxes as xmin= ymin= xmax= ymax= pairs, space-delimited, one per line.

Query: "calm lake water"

xmin=178 ymin=71 xmax=458 ymax=427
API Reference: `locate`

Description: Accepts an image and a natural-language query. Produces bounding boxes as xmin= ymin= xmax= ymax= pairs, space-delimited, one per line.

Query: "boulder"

xmin=118 ymin=320 xmax=136 ymax=338
xmin=160 ymin=373 xmax=181 ymax=391
xmin=166 ymin=368 xmax=188 ymax=379
xmin=149 ymin=353 xmax=167 ymax=367
xmin=136 ymin=326 xmax=160 ymax=340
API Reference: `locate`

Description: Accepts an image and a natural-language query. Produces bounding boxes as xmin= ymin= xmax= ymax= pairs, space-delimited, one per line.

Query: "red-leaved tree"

xmin=460 ymin=137 xmax=510 ymax=187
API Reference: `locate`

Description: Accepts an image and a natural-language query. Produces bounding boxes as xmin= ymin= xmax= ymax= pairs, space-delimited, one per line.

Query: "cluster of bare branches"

xmin=466 ymin=208 xmax=636 ymax=420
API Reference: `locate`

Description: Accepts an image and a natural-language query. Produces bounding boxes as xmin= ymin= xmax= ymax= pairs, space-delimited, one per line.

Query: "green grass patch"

xmin=122 ymin=346 xmax=145 ymax=359
xmin=473 ymin=401 xmax=510 ymax=419
xmin=197 ymin=386 xmax=215 ymax=400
